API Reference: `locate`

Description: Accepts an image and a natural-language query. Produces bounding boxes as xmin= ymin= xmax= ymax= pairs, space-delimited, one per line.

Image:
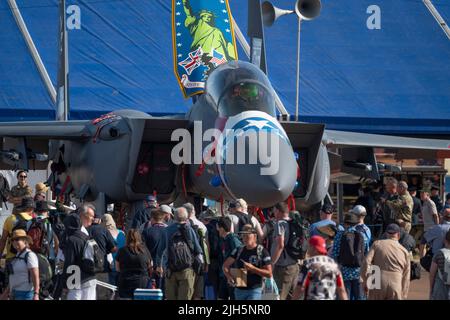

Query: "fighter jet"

xmin=0 ymin=0 xmax=449 ymax=214
xmin=0 ymin=59 xmax=449 ymax=213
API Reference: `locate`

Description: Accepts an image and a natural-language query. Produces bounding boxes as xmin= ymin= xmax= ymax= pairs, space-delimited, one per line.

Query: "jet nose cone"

xmin=220 ymin=132 xmax=297 ymax=208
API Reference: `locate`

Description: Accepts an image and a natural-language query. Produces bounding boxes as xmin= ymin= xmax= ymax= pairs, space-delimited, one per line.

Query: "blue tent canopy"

xmin=0 ymin=0 xmax=449 ymax=134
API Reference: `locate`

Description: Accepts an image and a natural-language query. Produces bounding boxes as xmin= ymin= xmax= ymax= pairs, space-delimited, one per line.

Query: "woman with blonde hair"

xmin=115 ymin=229 xmax=152 ymax=299
xmin=102 ymin=213 xmax=126 ymax=286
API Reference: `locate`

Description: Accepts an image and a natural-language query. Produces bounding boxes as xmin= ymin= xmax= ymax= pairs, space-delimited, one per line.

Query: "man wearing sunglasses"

xmin=7 ymin=171 xmax=33 ymax=214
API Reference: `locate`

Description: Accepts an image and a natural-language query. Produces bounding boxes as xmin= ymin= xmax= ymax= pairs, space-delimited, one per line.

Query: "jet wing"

xmin=0 ymin=121 xmax=90 ymax=140
xmin=324 ymin=129 xmax=450 ymax=183
xmin=0 ymin=120 xmax=91 ymax=170
xmin=324 ymin=129 xmax=450 ymax=151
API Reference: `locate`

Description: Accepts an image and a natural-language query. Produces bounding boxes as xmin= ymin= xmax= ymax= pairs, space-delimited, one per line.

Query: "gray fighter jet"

xmin=0 ymin=60 xmax=449 ymax=213
xmin=1 ymin=0 xmax=449 ymax=213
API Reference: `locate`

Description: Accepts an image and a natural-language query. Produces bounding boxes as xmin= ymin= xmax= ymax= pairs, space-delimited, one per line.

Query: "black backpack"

xmin=79 ymin=236 xmax=105 ymax=274
xmin=168 ymin=225 xmax=194 ymax=272
xmin=236 ymin=213 xmax=252 ymax=232
xmin=285 ymin=212 xmax=310 ymax=260
xmin=338 ymin=230 xmax=365 ymax=267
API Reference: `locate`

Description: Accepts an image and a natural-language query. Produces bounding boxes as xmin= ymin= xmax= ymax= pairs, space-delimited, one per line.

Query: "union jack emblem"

xmin=209 ymin=49 xmax=227 ymax=67
xmin=178 ymin=47 xmax=204 ymax=75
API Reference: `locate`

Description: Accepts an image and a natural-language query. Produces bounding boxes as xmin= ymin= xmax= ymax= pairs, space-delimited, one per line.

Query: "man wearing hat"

xmin=35 ymin=201 xmax=59 ymax=266
xmin=361 ymin=224 xmax=411 ymax=300
xmin=141 ymin=208 xmax=169 ymax=292
xmin=309 ymin=204 xmax=343 ymax=237
xmin=293 ymin=236 xmax=348 ymax=300
xmin=331 ymin=213 xmax=370 ymax=300
xmin=420 ymin=187 xmax=439 ymax=232
xmin=160 ymin=204 xmax=174 ymax=225
xmin=0 ymin=197 xmax=35 ymax=261
xmin=350 ymin=205 xmax=372 ymax=244
xmin=130 ymin=195 xmax=158 ymax=229
xmin=430 ymin=185 xmax=444 ymax=213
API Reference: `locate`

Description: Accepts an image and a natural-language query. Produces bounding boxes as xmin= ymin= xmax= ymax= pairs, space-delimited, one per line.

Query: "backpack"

xmin=168 ymin=225 xmax=194 ymax=272
xmin=14 ymin=251 xmax=53 ymax=299
xmin=81 ymin=238 xmax=105 ymax=274
xmin=264 ymin=220 xmax=276 ymax=251
xmin=10 ymin=214 xmax=32 ymax=254
xmin=236 ymin=213 xmax=252 ymax=232
xmin=27 ymin=218 xmax=51 ymax=256
xmin=50 ymin=212 xmax=66 ymax=242
xmin=338 ymin=230 xmax=365 ymax=268
xmin=285 ymin=212 xmax=310 ymax=260
xmin=189 ymin=219 xmax=209 ymax=264
xmin=438 ymin=248 xmax=450 ymax=285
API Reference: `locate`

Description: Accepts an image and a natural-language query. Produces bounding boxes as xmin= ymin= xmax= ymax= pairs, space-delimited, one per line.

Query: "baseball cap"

xmin=320 ymin=204 xmax=333 ymax=214
xmin=309 ymin=235 xmax=327 ymax=255
xmin=344 ymin=213 xmax=359 ymax=224
xmin=349 ymin=205 xmax=367 ymax=216
xmin=386 ymin=223 xmax=401 ymax=234
xmin=431 ymin=185 xmax=440 ymax=191
xmin=159 ymin=204 xmax=172 ymax=215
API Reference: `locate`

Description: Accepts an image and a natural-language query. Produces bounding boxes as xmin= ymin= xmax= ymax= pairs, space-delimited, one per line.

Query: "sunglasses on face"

xmin=19 ymin=175 xmax=27 ymax=179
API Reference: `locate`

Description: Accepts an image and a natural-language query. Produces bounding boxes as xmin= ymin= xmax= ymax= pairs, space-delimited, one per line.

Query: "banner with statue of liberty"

xmin=172 ymin=0 xmax=238 ymax=98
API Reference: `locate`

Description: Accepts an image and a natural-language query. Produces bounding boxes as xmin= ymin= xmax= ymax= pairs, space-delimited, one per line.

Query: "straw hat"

xmin=35 ymin=182 xmax=49 ymax=194
xmin=11 ymin=229 xmax=33 ymax=244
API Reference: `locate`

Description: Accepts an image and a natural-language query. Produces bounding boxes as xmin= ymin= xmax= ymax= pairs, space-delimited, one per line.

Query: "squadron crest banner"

xmin=172 ymin=0 xmax=238 ymax=98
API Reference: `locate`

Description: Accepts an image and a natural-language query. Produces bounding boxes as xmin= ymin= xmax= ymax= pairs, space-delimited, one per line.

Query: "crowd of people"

xmin=0 ymin=171 xmax=449 ymax=301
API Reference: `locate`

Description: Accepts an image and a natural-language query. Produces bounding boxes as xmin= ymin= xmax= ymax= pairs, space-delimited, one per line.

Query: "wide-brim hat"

xmin=35 ymin=182 xmax=49 ymax=194
xmin=11 ymin=229 xmax=33 ymax=244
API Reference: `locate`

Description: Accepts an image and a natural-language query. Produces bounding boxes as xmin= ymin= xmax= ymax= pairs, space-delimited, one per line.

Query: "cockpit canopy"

xmin=205 ymin=61 xmax=276 ymax=117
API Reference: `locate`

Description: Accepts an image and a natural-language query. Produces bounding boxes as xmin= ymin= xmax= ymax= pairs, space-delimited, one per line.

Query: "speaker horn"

xmin=262 ymin=1 xmax=294 ymax=27
xmin=295 ymin=0 xmax=321 ymax=21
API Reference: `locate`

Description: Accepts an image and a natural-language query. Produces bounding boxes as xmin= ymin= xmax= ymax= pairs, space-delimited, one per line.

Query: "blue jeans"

xmin=11 ymin=290 xmax=34 ymax=300
xmin=108 ymin=271 xmax=119 ymax=286
xmin=344 ymin=280 xmax=365 ymax=300
xmin=234 ymin=287 xmax=262 ymax=300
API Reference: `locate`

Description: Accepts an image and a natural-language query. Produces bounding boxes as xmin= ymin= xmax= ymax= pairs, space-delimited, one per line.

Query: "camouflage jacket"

xmin=386 ymin=193 xmax=413 ymax=223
